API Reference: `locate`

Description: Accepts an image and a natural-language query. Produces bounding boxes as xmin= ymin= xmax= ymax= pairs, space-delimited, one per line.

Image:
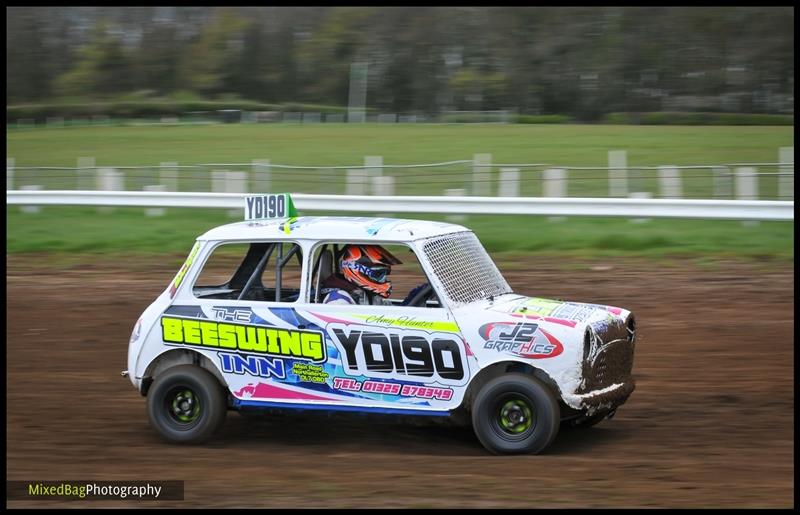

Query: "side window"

xmin=193 ymin=242 xmax=303 ymax=302
xmin=309 ymin=242 xmax=441 ymax=308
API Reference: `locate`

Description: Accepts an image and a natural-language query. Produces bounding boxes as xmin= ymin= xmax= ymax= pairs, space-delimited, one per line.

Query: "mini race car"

xmin=124 ymin=193 xmax=637 ymax=455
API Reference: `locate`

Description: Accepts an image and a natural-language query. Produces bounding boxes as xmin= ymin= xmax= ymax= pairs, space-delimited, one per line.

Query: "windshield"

xmin=421 ymin=231 xmax=512 ymax=307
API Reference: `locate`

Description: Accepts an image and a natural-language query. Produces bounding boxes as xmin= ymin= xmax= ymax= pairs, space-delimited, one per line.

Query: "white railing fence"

xmin=5 ymin=190 xmax=794 ymax=221
xmin=7 ymin=149 xmax=794 ymax=201
xmin=6 ymin=148 xmax=794 ymax=221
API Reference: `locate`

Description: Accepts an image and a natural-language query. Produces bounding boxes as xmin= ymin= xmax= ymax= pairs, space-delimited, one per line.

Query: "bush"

xmin=605 ymin=112 xmax=794 ymax=126
xmin=515 ymin=114 xmax=572 ymax=124
xmin=438 ymin=112 xmax=515 ymax=123
xmin=6 ymin=100 xmax=349 ymax=123
xmin=279 ymin=103 xmax=351 ymax=114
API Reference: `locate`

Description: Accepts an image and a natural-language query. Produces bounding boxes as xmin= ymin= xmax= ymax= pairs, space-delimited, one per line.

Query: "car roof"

xmin=197 ymin=216 xmax=471 ymax=243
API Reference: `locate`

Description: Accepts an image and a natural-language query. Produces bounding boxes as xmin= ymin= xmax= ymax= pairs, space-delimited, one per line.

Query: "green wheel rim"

xmin=498 ymin=399 xmax=533 ymax=435
xmin=168 ymin=388 xmax=201 ymax=424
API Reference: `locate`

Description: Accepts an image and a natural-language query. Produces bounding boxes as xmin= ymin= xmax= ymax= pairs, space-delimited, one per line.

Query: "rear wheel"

xmin=471 ymin=374 xmax=560 ymax=455
xmin=147 ymin=365 xmax=227 ymax=444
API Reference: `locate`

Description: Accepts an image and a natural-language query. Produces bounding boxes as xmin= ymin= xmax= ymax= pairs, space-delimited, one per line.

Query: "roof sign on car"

xmin=244 ymin=193 xmax=298 ymax=221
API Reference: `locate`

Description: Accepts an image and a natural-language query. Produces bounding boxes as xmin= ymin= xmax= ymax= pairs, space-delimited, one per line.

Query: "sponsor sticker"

xmin=478 ymin=321 xmax=563 ymax=359
xmin=332 ymin=377 xmax=454 ymax=401
xmin=169 ymin=242 xmax=201 ymax=298
xmin=244 ymin=193 xmax=297 ymax=221
xmin=329 ymin=324 xmax=467 ymax=386
xmin=161 ymin=316 xmax=326 ymax=363
xmin=219 ymin=352 xmax=286 ymax=379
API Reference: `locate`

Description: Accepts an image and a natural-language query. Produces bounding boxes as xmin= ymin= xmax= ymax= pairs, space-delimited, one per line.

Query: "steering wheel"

xmin=403 ymin=283 xmax=435 ymax=307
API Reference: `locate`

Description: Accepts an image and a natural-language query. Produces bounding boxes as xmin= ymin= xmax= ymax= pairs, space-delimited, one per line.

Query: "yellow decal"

xmin=291 ymin=363 xmax=330 ymax=383
xmin=514 ymin=297 xmax=564 ymax=317
xmin=348 ymin=314 xmax=460 ymax=333
xmin=161 ymin=316 xmax=326 ymax=362
xmin=281 ymin=217 xmax=298 ymax=234
xmin=170 ymin=242 xmax=201 ymax=297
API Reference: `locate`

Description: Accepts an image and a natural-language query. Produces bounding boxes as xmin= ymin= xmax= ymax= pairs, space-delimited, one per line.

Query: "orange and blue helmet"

xmin=340 ymin=245 xmax=402 ymax=298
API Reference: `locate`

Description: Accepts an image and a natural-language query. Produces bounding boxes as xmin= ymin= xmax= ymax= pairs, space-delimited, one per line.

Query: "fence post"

xmin=144 ymin=184 xmax=166 ymax=217
xmin=779 ymin=147 xmax=794 ymax=200
xmin=252 ymin=159 xmax=271 ymax=194
xmin=77 ymin=156 xmax=95 ymax=190
xmin=228 ymin=170 xmax=248 ymax=217
xmin=735 ymin=167 xmax=759 ymax=199
xmin=629 ymin=192 xmax=652 ymax=223
xmin=472 ymin=153 xmax=492 ymax=196
xmin=346 ymin=169 xmax=367 ymax=195
xmin=213 ymin=170 xmax=248 ymax=217
xmin=371 ymin=175 xmax=395 ymax=217
xmin=736 ymin=166 xmax=759 ymax=226
xmin=445 ymin=188 xmax=466 ymax=223
xmin=498 ymin=168 xmax=520 ymax=197
xmin=96 ymin=168 xmax=124 ymax=213
xmin=544 ymin=168 xmax=567 ymax=222
xmin=713 ymin=166 xmax=732 ymax=199
xmin=97 ymin=168 xmax=124 ymax=191
xmin=227 ymin=171 xmax=248 ymax=194
xmin=365 ymin=156 xmax=383 ymax=193
xmin=7 ymin=158 xmax=14 ymax=191
xmin=658 ymin=166 xmax=682 ymax=198
xmin=20 ymin=185 xmax=42 ymax=214
xmin=160 ymin=162 xmax=179 ymax=192
xmin=543 ymin=168 xmax=567 ymax=197
xmin=211 ymin=170 xmax=227 ymax=195
xmin=608 ymin=150 xmax=628 ymax=197
xmin=372 ymin=175 xmax=395 ymax=196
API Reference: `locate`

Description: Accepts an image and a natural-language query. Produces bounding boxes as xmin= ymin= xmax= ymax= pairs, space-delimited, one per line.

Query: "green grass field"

xmin=6 ymin=124 xmax=794 ymax=260
xmin=7 ymin=123 xmax=793 ymax=166
xmin=7 ymin=123 xmax=795 ymax=198
xmin=6 ymin=206 xmax=794 ymax=262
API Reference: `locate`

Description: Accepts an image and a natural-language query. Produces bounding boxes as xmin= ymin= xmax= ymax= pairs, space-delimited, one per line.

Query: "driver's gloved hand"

xmin=401 ymin=283 xmax=429 ymax=306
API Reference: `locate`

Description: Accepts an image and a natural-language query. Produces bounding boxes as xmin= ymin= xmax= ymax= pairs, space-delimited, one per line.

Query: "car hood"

xmin=488 ymin=294 xmax=626 ymax=322
xmin=479 ymin=294 xmax=633 ymax=342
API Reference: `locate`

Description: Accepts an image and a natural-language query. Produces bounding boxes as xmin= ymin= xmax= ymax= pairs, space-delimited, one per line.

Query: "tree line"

xmin=6 ymin=7 xmax=794 ymax=120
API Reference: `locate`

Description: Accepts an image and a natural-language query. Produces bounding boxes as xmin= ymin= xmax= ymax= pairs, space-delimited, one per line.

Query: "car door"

xmin=292 ymin=241 xmax=473 ymax=413
xmin=176 ymin=239 xmax=335 ymax=406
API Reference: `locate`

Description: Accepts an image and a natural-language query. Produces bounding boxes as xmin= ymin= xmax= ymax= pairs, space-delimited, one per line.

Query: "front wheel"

xmin=471 ymin=374 xmax=560 ymax=455
xmin=146 ymin=365 xmax=227 ymax=444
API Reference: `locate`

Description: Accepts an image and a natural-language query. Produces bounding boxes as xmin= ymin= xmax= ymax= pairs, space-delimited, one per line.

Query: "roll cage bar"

xmin=231 ymin=242 xmax=302 ymax=302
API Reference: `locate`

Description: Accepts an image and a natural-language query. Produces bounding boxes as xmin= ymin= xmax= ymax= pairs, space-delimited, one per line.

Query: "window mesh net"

xmin=422 ymin=232 xmax=512 ymax=307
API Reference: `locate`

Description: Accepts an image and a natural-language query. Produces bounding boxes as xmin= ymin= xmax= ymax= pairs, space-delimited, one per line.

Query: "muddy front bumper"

xmin=565 ymin=315 xmax=637 ymax=415
xmin=562 ymin=379 xmax=636 ymax=415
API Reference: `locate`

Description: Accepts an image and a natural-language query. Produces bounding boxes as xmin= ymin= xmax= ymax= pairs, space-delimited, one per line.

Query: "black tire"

xmin=471 ymin=373 xmax=560 ymax=455
xmin=146 ymin=365 xmax=227 ymax=444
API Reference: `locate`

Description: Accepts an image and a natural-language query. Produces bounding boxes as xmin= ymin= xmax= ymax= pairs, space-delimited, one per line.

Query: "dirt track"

xmin=6 ymin=255 xmax=794 ymax=508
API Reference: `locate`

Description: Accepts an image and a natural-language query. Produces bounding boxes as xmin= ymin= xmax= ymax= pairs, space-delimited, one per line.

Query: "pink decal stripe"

xmin=510 ymin=313 xmax=577 ymax=328
xmin=308 ymin=312 xmax=356 ymax=326
xmin=462 ymin=337 xmax=475 ymax=357
xmin=236 ymin=383 xmax=340 ymax=402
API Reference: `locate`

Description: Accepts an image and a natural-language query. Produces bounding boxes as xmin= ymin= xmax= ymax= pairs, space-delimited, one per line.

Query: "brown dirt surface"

xmin=6 ymin=255 xmax=794 ymax=508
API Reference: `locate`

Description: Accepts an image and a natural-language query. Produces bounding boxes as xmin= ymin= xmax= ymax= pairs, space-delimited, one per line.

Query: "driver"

xmin=322 ymin=245 xmax=402 ymax=305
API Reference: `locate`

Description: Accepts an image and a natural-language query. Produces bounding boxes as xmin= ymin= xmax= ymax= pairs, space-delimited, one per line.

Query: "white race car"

xmin=125 ymin=194 xmax=637 ymax=455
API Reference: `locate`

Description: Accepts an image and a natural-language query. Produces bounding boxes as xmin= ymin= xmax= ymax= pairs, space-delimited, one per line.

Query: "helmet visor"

xmin=342 ymin=261 xmax=390 ymax=283
xmin=364 ymin=265 xmax=390 ymax=283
